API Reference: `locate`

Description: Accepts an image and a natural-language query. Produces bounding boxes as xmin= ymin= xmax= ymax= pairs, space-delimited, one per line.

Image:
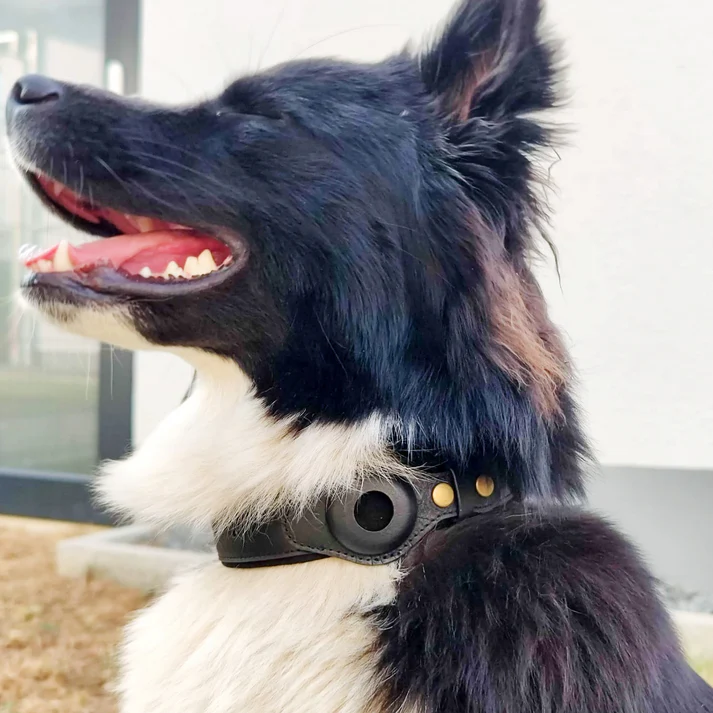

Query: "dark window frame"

xmin=0 ymin=0 xmax=140 ymax=524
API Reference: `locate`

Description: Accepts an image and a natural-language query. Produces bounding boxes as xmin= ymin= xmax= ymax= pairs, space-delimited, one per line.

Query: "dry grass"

xmin=0 ymin=517 xmax=146 ymax=713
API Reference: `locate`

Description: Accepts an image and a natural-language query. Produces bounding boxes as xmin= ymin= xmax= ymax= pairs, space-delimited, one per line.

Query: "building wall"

xmin=133 ymin=0 xmax=713 ymax=591
xmin=541 ymin=0 xmax=713 ymax=471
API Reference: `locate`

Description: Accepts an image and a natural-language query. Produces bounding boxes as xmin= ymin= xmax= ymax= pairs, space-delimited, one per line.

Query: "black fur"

xmin=375 ymin=508 xmax=713 ymax=713
xmin=7 ymin=0 xmax=586 ymax=501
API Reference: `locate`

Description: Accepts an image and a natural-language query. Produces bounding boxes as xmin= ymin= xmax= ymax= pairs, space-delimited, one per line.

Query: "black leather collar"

xmin=216 ymin=469 xmax=513 ymax=568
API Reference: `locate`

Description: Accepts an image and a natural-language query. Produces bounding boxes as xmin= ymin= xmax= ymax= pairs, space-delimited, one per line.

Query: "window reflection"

xmin=0 ymin=1 xmax=105 ymax=473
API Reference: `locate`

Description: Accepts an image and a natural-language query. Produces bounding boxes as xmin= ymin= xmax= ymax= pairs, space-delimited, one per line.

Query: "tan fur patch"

xmin=444 ymin=50 xmax=498 ymax=121
xmin=472 ymin=219 xmax=568 ymax=419
xmin=488 ymin=263 xmax=568 ymax=418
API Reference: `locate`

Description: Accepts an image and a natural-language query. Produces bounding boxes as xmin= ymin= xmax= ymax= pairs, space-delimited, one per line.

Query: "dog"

xmin=6 ymin=0 xmax=712 ymax=711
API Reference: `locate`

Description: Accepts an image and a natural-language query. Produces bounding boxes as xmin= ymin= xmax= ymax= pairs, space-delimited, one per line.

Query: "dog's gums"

xmin=20 ymin=173 xmax=239 ymax=293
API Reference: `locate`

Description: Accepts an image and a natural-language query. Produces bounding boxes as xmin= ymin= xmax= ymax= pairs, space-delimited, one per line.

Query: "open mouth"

xmin=21 ymin=173 xmax=244 ymax=297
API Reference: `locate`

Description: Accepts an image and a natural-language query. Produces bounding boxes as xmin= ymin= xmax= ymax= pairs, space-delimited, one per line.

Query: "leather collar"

xmin=216 ymin=469 xmax=513 ymax=568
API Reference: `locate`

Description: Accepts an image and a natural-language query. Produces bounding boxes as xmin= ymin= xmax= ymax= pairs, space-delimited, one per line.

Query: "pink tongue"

xmin=26 ymin=231 xmax=229 ymax=273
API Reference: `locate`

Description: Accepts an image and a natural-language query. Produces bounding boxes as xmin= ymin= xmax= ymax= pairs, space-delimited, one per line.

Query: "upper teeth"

xmin=141 ymin=250 xmax=224 ymax=280
xmin=24 ymin=243 xmax=231 ymax=281
xmin=196 ymin=249 xmax=217 ymax=274
xmin=164 ymin=260 xmax=183 ymax=278
xmin=53 ymin=240 xmax=74 ymax=271
xmin=134 ymin=217 xmax=154 ymax=233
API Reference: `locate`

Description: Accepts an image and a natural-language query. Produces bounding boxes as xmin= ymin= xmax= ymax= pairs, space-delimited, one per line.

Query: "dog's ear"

xmin=420 ymin=0 xmax=557 ymax=123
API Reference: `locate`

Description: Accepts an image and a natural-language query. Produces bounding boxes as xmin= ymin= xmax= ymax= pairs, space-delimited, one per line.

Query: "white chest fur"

xmin=117 ymin=559 xmax=399 ymax=713
xmin=96 ymin=352 xmax=402 ymax=534
xmin=92 ymin=351 xmax=407 ymax=711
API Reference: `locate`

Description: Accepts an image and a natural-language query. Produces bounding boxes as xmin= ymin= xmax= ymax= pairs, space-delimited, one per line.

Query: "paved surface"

xmin=56 ymin=524 xmax=214 ymax=592
xmin=588 ymin=466 xmax=713 ymax=597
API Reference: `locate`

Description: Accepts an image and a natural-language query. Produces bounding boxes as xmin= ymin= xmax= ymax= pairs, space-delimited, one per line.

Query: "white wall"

xmin=543 ymin=0 xmax=713 ymax=470
xmin=135 ymin=0 xmax=713 ymax=468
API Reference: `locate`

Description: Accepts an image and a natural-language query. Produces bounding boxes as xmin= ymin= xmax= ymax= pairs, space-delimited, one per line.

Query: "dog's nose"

xmin=11 ymin=74 xmax=63 ymax=105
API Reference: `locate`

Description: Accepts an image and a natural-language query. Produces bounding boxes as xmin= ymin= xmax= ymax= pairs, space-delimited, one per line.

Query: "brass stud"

xmin=432 ymin=482 xmax=455 ymax=508
xmin=476 ymin=475 xmax=495 ymax=498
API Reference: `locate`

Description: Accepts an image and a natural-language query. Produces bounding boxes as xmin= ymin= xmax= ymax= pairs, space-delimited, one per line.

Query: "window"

xmin=0 ymin=0 xmax=138 ymax=521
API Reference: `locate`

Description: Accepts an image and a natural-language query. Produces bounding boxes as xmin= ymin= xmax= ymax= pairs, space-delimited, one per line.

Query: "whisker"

xmin=29 ymin=309 xmax=37 ymax=347
xmin=126 ymin=176 xmax=193 ymax=213
xmin=85 ymin=351 xmax=92 ymax=400
xmin=118 ymin=149 xmax=229 ymax=190
xmin=109 ymin=133 xmax=210 ymax=162
xmin=121 ymin=163 xmax=200 ymax=211
xmin=313 ymin=308 xmax=349 ymax=379
xmin=121 ymin=161 xmax=238 ymax=214
xmin=291 ymin=24 xmax=398 ymax=60
xmin=258 ymin=0 xmax=289 ymax=70
xmin=95 ymin=155 xmax=188 ymax=220
xmin=112 ymin=151 xmax=232 ymax=197
xmin=94 ymin=155 xmax=131 ymax=193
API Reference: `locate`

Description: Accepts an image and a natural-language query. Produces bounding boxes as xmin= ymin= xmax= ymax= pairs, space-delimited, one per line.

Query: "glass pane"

xmin=0 ymin=0 xmax=105 ymax=474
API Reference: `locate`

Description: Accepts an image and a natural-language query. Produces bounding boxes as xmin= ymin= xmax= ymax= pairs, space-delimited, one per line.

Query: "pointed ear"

xmin=420 ymin=0 xmax=558 ymax=122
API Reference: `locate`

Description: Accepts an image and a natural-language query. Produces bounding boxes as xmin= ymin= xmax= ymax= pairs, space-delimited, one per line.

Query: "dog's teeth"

xmin=53 ymin=240 xmax=74 ymax=271
xmin=197 ymin=249 xmax=217 ymax=274
xmin=136 ymin=217 xmax=154 ymax=233
xmin=221 ymin=255 xmax=233 ymax=267
xmin=51 ymin=180 xmax=64 ymax=197
xmin=163 ymin=260 xmax=184 ymax=278
xmin=184 ymin=256 xmax=200 ymax=277
xmin=139 ymin=266 xmax=153 ymax=278
xmin=35 ymin=259 xmax=53 ymax=273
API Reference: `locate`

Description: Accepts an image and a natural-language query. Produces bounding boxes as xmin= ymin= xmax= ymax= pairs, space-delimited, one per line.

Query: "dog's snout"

xmin=10 ymin=74 xmax=63 ymax=106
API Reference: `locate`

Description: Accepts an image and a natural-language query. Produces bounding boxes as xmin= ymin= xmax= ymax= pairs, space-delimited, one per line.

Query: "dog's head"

xmin=6 ymin=0 xmax=588 ymax=525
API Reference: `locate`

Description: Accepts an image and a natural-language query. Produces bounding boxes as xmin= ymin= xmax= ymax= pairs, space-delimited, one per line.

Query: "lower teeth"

xmin=135 ymin=253 xmax=233 ymax=280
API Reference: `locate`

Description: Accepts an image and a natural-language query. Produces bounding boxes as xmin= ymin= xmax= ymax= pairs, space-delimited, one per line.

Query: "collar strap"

xmin=216 ymin=470 xmax=513 ymax=568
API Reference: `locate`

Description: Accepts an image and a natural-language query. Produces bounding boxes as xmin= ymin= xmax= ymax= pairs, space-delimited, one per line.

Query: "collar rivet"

xmin=476 ymin=475 xmax=495 ymax=498
xmin=431 ymin=482 xmax=455 ymax=508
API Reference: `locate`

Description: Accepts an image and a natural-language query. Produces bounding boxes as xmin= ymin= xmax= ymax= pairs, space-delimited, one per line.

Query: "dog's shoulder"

xmin=374 ymin=507 xmax=713 ymax=713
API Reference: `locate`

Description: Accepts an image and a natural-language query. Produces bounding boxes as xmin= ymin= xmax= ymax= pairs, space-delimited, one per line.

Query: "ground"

xmin=0 ymin=517 xmax=146 ymax=713
xmin=0 ymin=516 xmax=710 ymax=712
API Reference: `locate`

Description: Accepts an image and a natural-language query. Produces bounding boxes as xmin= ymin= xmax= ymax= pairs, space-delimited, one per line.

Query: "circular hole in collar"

xmin=326 ymin=479 xmax=418 ymax=556
xmin=354 ymin=491 xmax=394 ymax=532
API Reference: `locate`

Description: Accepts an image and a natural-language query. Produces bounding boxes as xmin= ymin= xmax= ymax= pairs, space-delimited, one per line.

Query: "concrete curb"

xmin=56 ymin=524 xmax=214 ymax=592
xmin=674 ymin=611 xmax=713 ymax=660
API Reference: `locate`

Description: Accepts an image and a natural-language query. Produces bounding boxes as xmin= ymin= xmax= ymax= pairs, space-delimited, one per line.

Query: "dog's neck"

xmin=96 ymin=350 xmax=409 ymax=533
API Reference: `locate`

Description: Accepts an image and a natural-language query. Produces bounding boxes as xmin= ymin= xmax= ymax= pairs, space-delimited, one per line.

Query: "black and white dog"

xmin=6 ymin=0 xmax=712 ymax=711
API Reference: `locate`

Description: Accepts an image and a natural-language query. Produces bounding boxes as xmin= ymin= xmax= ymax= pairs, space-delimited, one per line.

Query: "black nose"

xmin=11 ymin=74 xmax=63 ymax=105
